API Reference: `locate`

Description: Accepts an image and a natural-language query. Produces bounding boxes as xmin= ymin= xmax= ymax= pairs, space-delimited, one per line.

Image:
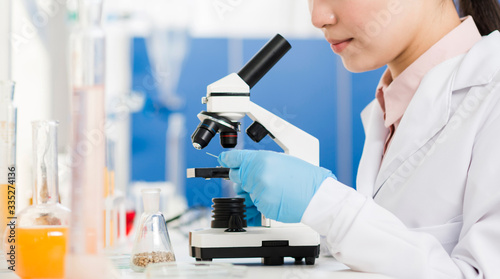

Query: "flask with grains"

xmin=130 ymin=188 xmax=175 ymax=272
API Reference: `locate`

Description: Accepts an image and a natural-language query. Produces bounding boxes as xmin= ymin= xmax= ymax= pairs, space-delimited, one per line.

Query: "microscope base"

xmin=191 ymin=245 xmax=320 ymax=265
xmin=189 ymin=225 xmax=320 ymax=265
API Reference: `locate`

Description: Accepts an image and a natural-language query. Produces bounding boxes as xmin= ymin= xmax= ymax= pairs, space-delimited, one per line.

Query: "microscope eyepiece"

xmin=237 ymin=34 xmax=291 ymax=89
xmin=191 ymin=112 xmax=240 ymax=150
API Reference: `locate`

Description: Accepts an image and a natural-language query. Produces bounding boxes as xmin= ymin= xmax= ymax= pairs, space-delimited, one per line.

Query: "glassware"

xmin=67 ymin=0 xmax=109 ymax=277
xmin=0 ymin=80 xmax=15 ymax=273
xmin=130 ymin=188 xmax=175 ymax=272
xmin=104 ymin=139 xmax=115 ymax=249
xmin=13 ymin=121 xmax=71 ymax=279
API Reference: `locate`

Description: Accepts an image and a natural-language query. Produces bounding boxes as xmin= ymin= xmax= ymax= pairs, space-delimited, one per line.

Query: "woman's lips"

xmin=330 ymin=38 xmax=353 ymax=53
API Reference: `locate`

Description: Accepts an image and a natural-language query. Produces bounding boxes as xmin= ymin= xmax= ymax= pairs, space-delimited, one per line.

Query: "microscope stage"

xmin=189 ymin=225 xmax=320 ymax=265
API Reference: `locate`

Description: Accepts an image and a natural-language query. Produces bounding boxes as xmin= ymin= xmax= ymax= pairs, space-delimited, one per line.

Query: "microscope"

xmin=188 ymin=34 xmax=320 ymax=265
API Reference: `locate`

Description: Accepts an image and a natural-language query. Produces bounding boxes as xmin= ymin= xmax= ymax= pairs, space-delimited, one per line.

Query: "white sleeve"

xmin=302 ymin=172 xmax=500 ymax=278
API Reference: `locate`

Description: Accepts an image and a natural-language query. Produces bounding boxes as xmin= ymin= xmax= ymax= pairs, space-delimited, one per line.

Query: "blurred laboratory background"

xmin=1 ymin=0 xmax=384 ymax=234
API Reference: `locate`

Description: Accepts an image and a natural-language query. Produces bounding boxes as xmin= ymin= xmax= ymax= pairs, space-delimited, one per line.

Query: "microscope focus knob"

xmin=211 ymin=198 xmax=247 ymax=231
xmin=246 ymin=121 xmax=270 ymax=143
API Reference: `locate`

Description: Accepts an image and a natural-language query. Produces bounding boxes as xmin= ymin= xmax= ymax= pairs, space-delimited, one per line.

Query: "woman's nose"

xmin=309 ymin=0 xmax=337 ymax=29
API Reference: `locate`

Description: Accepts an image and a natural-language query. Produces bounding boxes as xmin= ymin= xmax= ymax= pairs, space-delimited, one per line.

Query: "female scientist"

xmin=218 ymin=0 xmax=500 ymax=278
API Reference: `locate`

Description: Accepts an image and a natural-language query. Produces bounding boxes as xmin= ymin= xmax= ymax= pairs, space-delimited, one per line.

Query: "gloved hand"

xmin=233 ymin=183 xmax=261 ymax=226
xmin=218 ymin=150 xmax=336 ymax=223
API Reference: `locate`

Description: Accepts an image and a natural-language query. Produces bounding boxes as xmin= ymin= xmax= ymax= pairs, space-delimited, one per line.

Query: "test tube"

xmin=104 ymin=139 xmax=115 ymax=248
xmin=0 ymin=80 xmax=16 ymax=272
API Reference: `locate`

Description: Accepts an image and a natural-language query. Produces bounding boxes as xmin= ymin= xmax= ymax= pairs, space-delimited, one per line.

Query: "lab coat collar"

xmin=453 ymin=31 xmax=500 ymax=91
xmin=372 ymin=31 xmax=500 ymax=197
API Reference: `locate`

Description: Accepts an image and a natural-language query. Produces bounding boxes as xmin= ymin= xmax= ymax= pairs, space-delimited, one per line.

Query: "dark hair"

xmin=459 ymin=0 xmax=500 ymax=35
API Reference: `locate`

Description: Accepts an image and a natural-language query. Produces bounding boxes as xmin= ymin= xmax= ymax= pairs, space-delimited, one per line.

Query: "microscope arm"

xmin=246 ymin=102 xmax=319 ymax=166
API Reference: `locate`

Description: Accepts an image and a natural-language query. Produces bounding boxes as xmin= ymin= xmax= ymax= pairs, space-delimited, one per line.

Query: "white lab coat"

xmin=301 ymin=30 xmax=500 ymax=278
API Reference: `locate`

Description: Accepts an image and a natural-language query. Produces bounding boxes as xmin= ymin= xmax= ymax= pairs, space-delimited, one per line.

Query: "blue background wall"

xmin=131 ymin=37 xmax=385 ymax=207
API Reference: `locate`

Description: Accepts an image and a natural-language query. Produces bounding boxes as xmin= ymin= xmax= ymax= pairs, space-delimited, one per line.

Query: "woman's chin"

xmin=340 ymin=56 xmax=384 ymax=73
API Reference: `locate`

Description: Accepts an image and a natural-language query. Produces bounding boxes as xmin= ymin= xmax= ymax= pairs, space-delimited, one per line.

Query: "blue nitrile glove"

xmin=218 ymin=150 xmax=336 ymax=223
xmin=233 ymin=183 xmax=261 ymax=226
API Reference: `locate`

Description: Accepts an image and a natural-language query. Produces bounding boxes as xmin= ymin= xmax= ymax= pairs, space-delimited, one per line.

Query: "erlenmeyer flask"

xmin=130 ymin=188 xmax=175 ymax=272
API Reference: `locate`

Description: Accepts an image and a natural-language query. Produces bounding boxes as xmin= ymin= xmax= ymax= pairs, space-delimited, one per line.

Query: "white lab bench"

xmin=115 ymin=257 xmax=393 ymax=279
xmin=2 ymin=228 xmax=393 ymax=279
xmin=2 ymin=257 xmax=393 ymax=279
